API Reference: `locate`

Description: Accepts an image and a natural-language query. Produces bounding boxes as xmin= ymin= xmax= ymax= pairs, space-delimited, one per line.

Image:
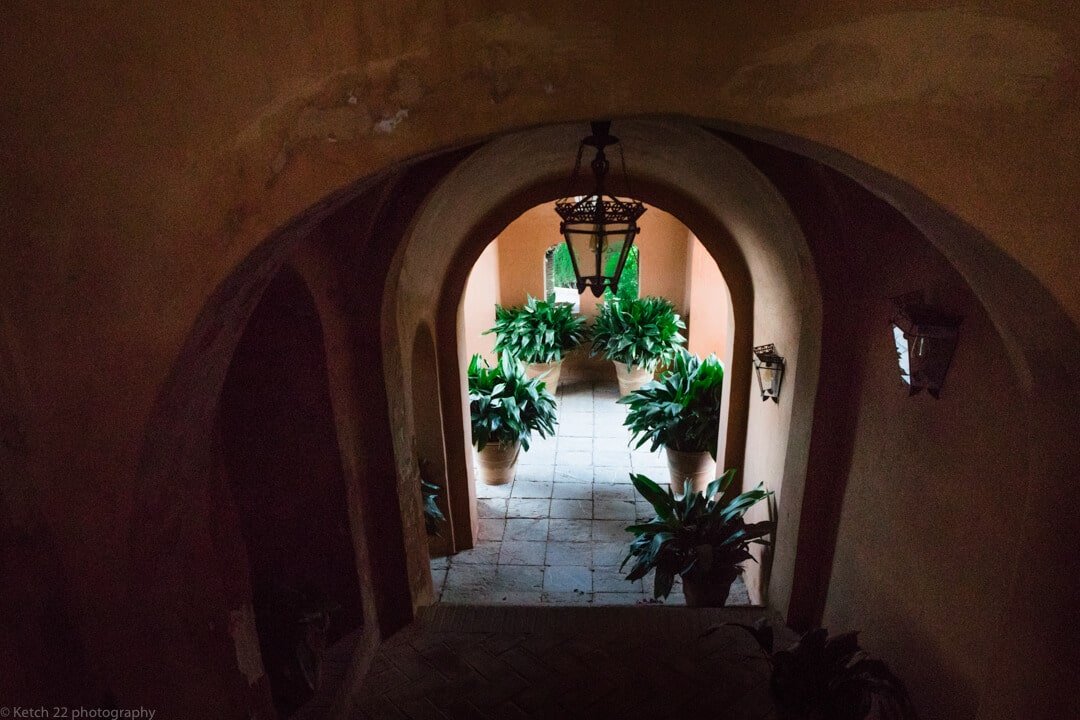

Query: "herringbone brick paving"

xmin=352 ymin=605 xmax=779 ymax=719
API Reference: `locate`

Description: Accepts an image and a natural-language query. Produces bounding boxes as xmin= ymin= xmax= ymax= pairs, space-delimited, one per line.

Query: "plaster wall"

xmin=731 ymin=139 xmax=1034 ymax=720
xmin=462 ymin=240 xmax=500 ymax=363
xmin=686 ymin=235 xmax=733 ymax=365
xmin=2 ymin=3 xmax=1079 ymax=716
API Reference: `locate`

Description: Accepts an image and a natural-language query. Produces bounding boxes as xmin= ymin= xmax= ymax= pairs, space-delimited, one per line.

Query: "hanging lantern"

xmin=753 ymin=344 xmax=786 ymax=403
xmin=554 ymin=121 xmax=646 ymax=297
xmin=890 ymin=292 xmax=961 ymax=399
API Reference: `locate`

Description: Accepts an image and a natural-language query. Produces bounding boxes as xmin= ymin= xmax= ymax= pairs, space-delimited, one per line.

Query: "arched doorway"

xmin=391 ymin=120 xmax=820 ymax=611
xmin=448 ymin=200 xmax=742 ymax=605
xmin=218 ymin=265 xmax=364 ymax=715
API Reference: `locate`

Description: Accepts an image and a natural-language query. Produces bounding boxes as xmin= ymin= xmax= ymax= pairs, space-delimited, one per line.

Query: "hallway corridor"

xmin=432 ymin=377 xmax=751 ymax=606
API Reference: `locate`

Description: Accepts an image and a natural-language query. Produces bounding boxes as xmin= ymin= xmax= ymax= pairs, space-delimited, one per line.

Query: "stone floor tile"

xmin=544 ymin=541 xmax=591 ymax=567
xmin=593 ymin=466 xmax=633 ymax=485
xmin=492 ymin=565 xmax=545 ymax=593
xmin=593 ymin=566 xmax=642 ymax=593
xmin=451 ymin=542 xmax=501 ymax=565
xmin=592 ymin=592 xmax=645 ymax=606
xmin=497 ymin=540 xmax=547 ymax=566
xmin=475 ymin=481 xmax=513 ymax=498
xmin=518 ymin=449 xmax=556 ymax=467
xmin=549 ymin=499 xmax=592 ymax=519
xmin=504 ymin=518 xmax=549 ymax=541
xmin=593 ymin=520 xmax=630 ymax=542
xmin=631 ymin=451 xmax=668 ymax=469
xmin=551 ymin=483 xmax=592 ymax=499
xmin=553 ymin=466 xmax=591 ymax=483
xmin=592 ymin=484 xmax=635 ymax=501
xmin=440 ymin=587 xmax=496 ymax=604
xmin=557 ymin=416 xmax=593 ymax=437
xmin=594 ymin=420 xmax=628 ymax=437
xmin=477 ymin=518 xmax=505 ymax=542
xmin=543 ymin=565 xmax=592 ymax=593
xmin=477 ymin=498 xmax=508 ymax=519
xmin=506 ymin=498 xmax=550 ymax=518
xmin=547 ymin=519 xmax=591 ymax=542
xmin=593 ymin=436 xmax=632 ymax=453
xmin=554 ymin=450 xmax=592 ymax=466
xmin=540 ymin=591 xmax=593 ymax=605
xmin=484 ymin=591 xmax=544 ymax=605
xmin=592 ymin=542 xmax=628 ymax=566
xmin=556 ymin=436 xmax=592 ymax=453
xmin=594 ymin=450 xmax=631 ymax=467
xmin=594 ymin=499 xmax=635 ymax=521
xmin=514 ymin=465 xmax=555 ymax=483
xmin=510 ymin=481 xmax=553 ymax=498
xmin=444 ymin=564 xmax=496 ymax=589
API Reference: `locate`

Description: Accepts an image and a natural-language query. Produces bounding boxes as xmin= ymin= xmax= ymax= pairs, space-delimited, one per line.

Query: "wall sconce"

xmin=890 ymin=292 xmax=961 ymax=399
xmin=753 ymin=344 xmax=785 ymax=403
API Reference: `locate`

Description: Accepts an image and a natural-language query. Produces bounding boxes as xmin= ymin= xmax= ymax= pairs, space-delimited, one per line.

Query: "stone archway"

xmin=389 ymin=119 xmax=822 ymax=608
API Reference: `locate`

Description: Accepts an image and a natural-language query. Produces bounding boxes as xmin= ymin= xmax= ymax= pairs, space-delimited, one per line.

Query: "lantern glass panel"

xmin=892 ymin=324 xmax=912 ymax=386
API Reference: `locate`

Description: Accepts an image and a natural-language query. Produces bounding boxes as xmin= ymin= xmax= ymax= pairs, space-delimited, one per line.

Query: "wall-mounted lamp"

xmin=753 ymin=344 xmax=785 ymax=403
xmin=890 ymin=292 xmax=961 ymax=399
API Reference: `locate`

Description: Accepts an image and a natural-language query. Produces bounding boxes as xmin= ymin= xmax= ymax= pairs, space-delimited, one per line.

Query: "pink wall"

xmin=462 ymin=240 xmax=500 ymax=363
xmin=686 ymin=234 xmax=733 ymax=365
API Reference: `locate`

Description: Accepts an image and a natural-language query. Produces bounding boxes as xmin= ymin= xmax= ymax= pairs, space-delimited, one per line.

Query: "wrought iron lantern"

xmin=890 ymin=292 xmax=961 ymax=399
xmin=554 ymin=121 xmax=646 ymax=297
xmin=753 ymin=344 xmax=785 ymax=403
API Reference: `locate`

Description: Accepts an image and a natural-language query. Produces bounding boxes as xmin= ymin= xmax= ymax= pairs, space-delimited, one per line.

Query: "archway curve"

xmin=131 ymin=112 xmax=1078 ymax=720
xmin=388 ymin=118 xmax=822 ymax=608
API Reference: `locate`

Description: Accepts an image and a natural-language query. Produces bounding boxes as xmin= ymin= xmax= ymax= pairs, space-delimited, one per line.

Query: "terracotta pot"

xmin=665 ymin=447 xmax=716 ymax=497
xmin=613 ymin=361 xmax=653 ymax=396
xmin=475 ymin=440 xmax=521 ymax=485
xmin=681 ymin=569 xmax=737 ymax=607
xmin=522 ymin=360 xmax=562 ymax=395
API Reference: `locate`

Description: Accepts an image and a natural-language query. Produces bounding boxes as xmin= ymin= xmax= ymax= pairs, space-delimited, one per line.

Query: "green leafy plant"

xmin=622 ymin=470 xmax=772 ymax=600
xmin=620 ymin=349 xmax=724 ymax=458
xmin=421 ymin=478 xmax=444 ymax=536
xmin=484 ymin=295 xmax=588 ymax=364
xmin=590 ymin=296 xmax=686 ymax=372
xmin=722 ymin=619 xmax=918 ymax=720
xmin=468 ymin=353 xmax=557 ymax=451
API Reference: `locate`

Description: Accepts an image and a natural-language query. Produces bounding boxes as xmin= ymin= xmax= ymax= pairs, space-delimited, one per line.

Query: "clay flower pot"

xmin=665 ymin=446 xmax=716 ymax=496
xmin=613 ymin=361 xmax=653 ymax=397
xmin=681 ymin=567 xmax=738 ymax=607
xmin=521 ymin=360 xmax=562 ymax=395
xmin=475 ymin=440 xmax=521 ymax=485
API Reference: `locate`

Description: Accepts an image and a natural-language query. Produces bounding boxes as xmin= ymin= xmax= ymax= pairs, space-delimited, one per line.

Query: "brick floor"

xmin=350 ymin=605 xmax=779 ymax=719
xmin=435 ymin=378 xmax=752 ymax=607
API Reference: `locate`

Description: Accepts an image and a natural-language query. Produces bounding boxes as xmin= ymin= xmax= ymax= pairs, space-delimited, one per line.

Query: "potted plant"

xmin=620 ymin=349 xmax=725 ymax=495
xmin=622 ymin=470 xmax=772 ymax=606
xmin=590 ymin=296 xmax=686 ymax=396
xmin=721 ymin=619 xmax=918 ymax=720
xmin=468 ymin=353 xmax=557 ymax=485
xmin=484 ymin=294 xmax=588 ymax=394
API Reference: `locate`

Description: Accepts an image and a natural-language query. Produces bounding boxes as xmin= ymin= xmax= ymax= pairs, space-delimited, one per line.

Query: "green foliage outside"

xmin=549 ymin=243 xmax=639 ymax=301
xmin=467 ymin=353 xmax=558 ymax=451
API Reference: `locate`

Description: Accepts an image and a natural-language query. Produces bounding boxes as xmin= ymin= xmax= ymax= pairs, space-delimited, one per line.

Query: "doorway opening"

xmin=217 ymin=266 xmax=364 ymax=715
xmin=434 ymin=200 xmax=742 ymax=605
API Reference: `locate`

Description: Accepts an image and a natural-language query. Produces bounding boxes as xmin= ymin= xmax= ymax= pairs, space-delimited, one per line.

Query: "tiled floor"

xmin=432 ymin=377 xmax=751 ymax=606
